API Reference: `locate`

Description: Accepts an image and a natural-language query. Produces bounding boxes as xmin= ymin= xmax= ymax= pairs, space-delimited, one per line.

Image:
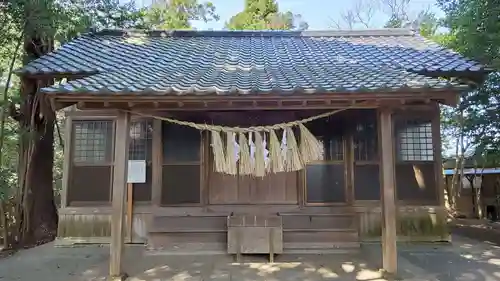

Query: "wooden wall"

xmin=357 ymin=205 xmax=449 ymax=241
xmin=56 ymin=207 xmax=151 ymax=245
xmin=59 ymin=106 xmax=446 ymax=243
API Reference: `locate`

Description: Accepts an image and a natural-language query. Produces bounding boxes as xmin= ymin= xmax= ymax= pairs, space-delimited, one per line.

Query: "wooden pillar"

xmin=432 ymin=104 xmax=446 ymax=208
xmin=346 ymin=134 xmax=354 ymax=205
xmin=378 ymin=108 xmax=397 ymax=274
xmin=151 ymin=119 xmax=163 ymax=208
xmin=60 ymin=114 xmax=73 ymax=208
xmin=109 ymin=111 xmax=130 ymax=281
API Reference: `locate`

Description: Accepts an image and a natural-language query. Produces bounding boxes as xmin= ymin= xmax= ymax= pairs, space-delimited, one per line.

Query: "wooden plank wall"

xmin=58 ymin=106 xmax=448 ymax=244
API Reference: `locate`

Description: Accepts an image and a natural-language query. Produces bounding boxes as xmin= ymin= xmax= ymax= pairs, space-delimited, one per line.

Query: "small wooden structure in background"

xmin=443 ymin=167 xmax=500 ymax=219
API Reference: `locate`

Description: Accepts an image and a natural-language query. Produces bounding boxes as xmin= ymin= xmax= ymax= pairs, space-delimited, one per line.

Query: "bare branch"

xmin=329 ymin=0 xmax=379 ymax=29
xmin=327 ymin=16 xmax=342 ymax=29
xmin=354 ymin=0 xmax=377 ymax=28
xmin=341 ymin=10 xmax=356 ymax=30
xmin=381 ymin=0 xmax=410 ymax=22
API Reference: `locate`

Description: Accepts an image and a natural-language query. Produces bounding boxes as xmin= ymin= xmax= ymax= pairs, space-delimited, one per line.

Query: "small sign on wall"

xmin=127 ymin=160 xmax=146 ymax=183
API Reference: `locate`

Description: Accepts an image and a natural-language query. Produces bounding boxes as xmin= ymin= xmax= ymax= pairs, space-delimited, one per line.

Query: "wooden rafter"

xmin=48 ymin=90 xmax=460 ymax=111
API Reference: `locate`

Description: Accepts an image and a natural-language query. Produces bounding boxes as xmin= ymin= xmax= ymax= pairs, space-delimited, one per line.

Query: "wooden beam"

xmin=63 ymin=97 xmax=451 ymax=111
xmin=109 ymin=110 xmax=130 ymax=281
xmin=432 ymin=104 xmax=446 ymax=208
xmin=127 ymin=183 xmax=133 ymax=243
xmin=60 ymin=115 xmax=73 ymax=208
xmin=345 ymin=133 xmax=354 ymax=204
xmin=50 ymin=90 xmax=459 ymax=104
xmin=151 ymin=119 xmax=163 ymax=208
xmin=378 ymin=107 xmax=398 ymax=275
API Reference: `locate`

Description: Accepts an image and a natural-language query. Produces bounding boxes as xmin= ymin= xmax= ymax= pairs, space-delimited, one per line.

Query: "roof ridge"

xmin=91 ymin=28 xmax=416 ymax=38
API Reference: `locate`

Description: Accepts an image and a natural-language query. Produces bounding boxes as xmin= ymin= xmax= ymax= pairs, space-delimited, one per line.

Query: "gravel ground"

xmin=451 ymin=219 xmax=500 ymax=246
xmin=1 ymin=227 xmax=500 ymax=281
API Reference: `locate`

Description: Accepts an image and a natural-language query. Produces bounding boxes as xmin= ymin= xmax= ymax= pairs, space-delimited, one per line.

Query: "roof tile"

xmin=21 ymin=29 xmax=485 ymax=95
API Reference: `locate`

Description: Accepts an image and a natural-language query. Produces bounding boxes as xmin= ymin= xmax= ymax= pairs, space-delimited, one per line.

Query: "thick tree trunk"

xmin=10 ymin=33 xmax=58 ymax=246
xmin=14 ymin=77 xmax=58 ymax=246
xmin=22 ymin=118 xmax=58 ymax=244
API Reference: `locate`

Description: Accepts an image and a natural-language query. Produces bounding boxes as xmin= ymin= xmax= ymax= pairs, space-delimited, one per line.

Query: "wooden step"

xmin=284 ymin=242 xmax=361 ymax=254
xmin=148 ymin=213 xmax=360 ymax=253
xmin=283 ymin=228 xmax=360 ymax=253
xmin=281 ymin=213 xmax=357 ymax=230
xmin=145 ymin=242 xmax=226 ymax=255
xmin=150 ymin=215 xmax=226 ymax=233
xmin=148 ymin=232 xmax=226 ymax=249
xmin=283 ymin=228 xmax=358 ymax=232
xmin=150 ymin=213 xmax=357 ymax=232
xmin=284 ymin=230 xmax=359 ymax=243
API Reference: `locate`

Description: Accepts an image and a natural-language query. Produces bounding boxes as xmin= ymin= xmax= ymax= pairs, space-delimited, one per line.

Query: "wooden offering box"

xmin=227 ymin=214 xmax=283 ymax=262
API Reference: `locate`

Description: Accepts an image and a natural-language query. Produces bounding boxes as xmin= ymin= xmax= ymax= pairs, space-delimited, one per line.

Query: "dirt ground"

xmin=1 ymin=231 xmax=500 ymax=281
xmin=451 ymin=218 xmax=500 ymax=246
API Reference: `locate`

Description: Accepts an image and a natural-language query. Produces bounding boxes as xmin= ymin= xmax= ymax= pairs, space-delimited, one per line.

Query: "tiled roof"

xmin=20 ymin=29 xmax=488 ymax=96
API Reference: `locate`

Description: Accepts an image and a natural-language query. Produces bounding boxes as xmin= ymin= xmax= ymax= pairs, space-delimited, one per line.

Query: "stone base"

xmin=108 ymin=273 xmax=128 ymax=281
xmin=379 ymin=269 xmax=400 ymax=281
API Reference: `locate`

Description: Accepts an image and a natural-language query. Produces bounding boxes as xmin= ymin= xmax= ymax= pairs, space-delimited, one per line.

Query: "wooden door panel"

xmin=206 ymin=111 xmax=299 ymax=205
xmin=249 ymin=172 xmax=298 ymax=203
xmin=209 ymin=170 xmax=298 ymax=204
xmin=208 ymin=172 xmax=239 ymax=204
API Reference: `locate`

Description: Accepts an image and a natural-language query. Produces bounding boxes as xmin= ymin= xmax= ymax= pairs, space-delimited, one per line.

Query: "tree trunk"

xmin=13 ymin=76 xmax=58 ymax=246
xmin=10 ymin=33 xmax=58 ymax=246
xmin=21 ymin=115 xmax=58 ymax=244
xmin=449 ymin=137 xmax=461 ymax=213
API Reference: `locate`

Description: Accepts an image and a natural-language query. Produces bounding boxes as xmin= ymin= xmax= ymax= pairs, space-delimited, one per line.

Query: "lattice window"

xmin=306 ymin=117 xmax=344 ymax=162
xmin=73 ymin=120 xmax=113 ymax=163
xmin=129 ymin=120 xmax=153 ymax=161
xmin=317 ymin=136 xmax=343 ymax=161
xmin=353 ymin=120 xmax=378 ymax=161
xmin=397 ymin=120 xmax=433 ymax=161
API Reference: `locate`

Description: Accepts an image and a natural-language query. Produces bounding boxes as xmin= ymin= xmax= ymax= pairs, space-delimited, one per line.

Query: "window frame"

xmin=160 ymin=122 xmax=204 ymax=206
xmin=71 ymin=119 xmax=115 ymax=166
xmin=128 ymin=119 xmax=153 ymax=162
xmin=303 ymin=118 xmax=347 ymax=205
xmin=351 ymin=110 xmax=380 ymax=202
xmin=353 ymin=117 xmax=379 ymax=164
xmin=68 ymin=117 xmax=115 ymax=206
xmin=395 ymin=118 xmax=434 ymax=163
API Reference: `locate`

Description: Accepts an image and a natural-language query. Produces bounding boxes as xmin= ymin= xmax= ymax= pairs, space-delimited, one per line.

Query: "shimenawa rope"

xmin=124 ymin=106 xmax=354 ymax=176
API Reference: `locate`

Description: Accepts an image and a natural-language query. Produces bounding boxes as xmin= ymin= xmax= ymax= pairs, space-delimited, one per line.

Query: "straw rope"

xmin=125 ymin=107 xmax=350 ymax=133
xmin=125 ymin=105 xmax=360 ymax=176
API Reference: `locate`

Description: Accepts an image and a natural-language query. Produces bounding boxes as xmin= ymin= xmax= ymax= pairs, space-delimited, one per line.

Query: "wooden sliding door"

xmin=208 ymin=153 xmax=299 ymax=205
xmin=207 ymin=111 xmax=299 ymax=205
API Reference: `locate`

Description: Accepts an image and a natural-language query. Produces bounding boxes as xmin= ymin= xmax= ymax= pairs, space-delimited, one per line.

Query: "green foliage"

xmin=55 ymin=0 xmax=149 ymax=42
xmin=438 ymin=0 xmax=500 ymax=164
xmin=383 ymin=9 xmax=442 ymax=39
xmin=144 ymin=0 xmax=219 ymax=29
xmin=439 ymin=0 xmax=500 ymax=69
xmin=0 ymin=0 xmax=222 ymax=245
xmin=225 ymin=0 xmax=308 ymax=30
xmin=0 ymin=0 xmax=222 ymax=192
xmin=0 ymin=119 xmax=18 ymax=200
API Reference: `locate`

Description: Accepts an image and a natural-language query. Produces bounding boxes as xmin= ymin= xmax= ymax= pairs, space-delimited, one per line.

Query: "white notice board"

xmin=127 ymin=160 xmax=146 ymax=183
